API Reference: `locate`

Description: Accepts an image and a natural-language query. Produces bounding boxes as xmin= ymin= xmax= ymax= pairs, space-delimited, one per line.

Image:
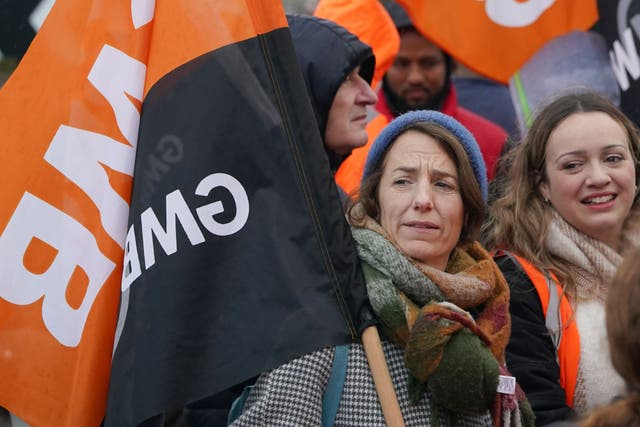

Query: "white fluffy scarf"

xmin=544 ymin=209 xmax=640 ymax=412
xmin=545 ymin=209 xmax=640 ymax=302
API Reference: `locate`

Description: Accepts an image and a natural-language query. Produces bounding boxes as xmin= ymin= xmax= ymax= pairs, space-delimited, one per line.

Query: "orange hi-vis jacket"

xmin=507 ymin=253 xmax=580 ymax=408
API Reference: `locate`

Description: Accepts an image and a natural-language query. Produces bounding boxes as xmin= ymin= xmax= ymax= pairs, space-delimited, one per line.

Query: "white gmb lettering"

xmin=121 ymin=173 xmax=250 ymax=292
xmin=0 ymin=193 xmax=115 ymax=347
xmin=484 ymin=0 xmax=555 ymax=28
xmin=1 ymin=36 xmax=147 ymax=346
xmin=44 ymin=125 xmax=135 ymax=248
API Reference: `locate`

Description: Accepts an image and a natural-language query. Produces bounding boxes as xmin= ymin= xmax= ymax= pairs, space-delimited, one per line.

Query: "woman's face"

xmin=377 ymin=130 xmax=464 ymax=271
xmin=540 ymin=111 xmax=637 ymax=248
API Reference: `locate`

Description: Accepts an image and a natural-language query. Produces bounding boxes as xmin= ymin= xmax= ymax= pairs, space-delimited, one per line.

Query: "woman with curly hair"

xmin=483 ymin=91 xmax=640 ymax=425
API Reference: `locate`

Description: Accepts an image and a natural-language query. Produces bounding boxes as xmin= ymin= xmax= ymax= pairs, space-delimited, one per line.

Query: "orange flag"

xmin=396 ymin=0 xmax=598 ymax=83
xmin=0 ymin=1 xmax=286 ymax=425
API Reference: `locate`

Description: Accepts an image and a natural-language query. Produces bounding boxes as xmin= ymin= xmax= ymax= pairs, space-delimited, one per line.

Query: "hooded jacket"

xmin=287 ymin=14 xmax=375 ymax=170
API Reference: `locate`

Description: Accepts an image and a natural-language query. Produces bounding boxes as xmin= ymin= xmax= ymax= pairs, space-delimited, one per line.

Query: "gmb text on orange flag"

xmin=2 ymin=0 xmax=156 ymax=425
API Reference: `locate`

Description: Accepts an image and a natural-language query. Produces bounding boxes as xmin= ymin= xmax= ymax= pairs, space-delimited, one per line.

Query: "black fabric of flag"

xmin=105 ymin=26 xmax=372 ymax=427
xmin=592 ymin=0 xmax=640 ymax=126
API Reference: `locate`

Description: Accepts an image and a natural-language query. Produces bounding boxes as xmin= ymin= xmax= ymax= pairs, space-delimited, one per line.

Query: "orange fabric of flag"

xmin=0 ymin=1 xmax=285 ymax=426
xmin=396 ymin=0 xmax=598 ymax=83
xmin=314 ymin=0 xmax=399 ymax=90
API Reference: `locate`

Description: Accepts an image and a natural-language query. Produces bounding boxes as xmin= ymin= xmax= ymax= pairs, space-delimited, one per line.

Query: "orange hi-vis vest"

xmin=507 ymin=253 xmax=580 ymax=408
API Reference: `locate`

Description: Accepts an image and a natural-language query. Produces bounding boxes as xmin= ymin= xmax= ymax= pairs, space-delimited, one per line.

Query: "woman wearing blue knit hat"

xmin=347 ymin=109 xmax=532 ymax=425
xmin=231 ymin=110 xmax=533 ymax=426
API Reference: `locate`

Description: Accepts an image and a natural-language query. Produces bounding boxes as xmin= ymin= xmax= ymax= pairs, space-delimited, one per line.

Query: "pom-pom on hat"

xmin=362 ymin=110 xmax=488 ymax=202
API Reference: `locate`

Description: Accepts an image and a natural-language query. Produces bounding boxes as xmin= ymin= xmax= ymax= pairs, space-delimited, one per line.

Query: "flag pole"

xmin=361 ymin=326 xmax=405 ymax=427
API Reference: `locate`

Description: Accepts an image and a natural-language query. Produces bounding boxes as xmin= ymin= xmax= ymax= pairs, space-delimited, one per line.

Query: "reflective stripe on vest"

xmin=544 ymin=271 xmax=562 ymax=351
xmin=503 ymin=252 xmax=579 ymax=408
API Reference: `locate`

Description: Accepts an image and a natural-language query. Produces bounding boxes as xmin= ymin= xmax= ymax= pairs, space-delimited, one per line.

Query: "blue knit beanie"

xmin=362 ymin=110 xmax=488 ymax=202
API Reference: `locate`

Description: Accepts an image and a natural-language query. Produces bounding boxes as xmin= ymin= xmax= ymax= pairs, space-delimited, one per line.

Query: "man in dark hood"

xmin=287 ymin=14 xmax=378 ymax=173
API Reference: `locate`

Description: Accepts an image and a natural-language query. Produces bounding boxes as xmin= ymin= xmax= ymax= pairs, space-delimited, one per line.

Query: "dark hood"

xmin=287 ymin=14 xmax=375 ymax=140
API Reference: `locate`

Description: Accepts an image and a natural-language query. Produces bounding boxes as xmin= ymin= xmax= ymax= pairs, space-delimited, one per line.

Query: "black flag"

xmin=592 ymin=0 xmax=640 ymax=126
xmin=106 ymin=3 xmax=371 ymax=425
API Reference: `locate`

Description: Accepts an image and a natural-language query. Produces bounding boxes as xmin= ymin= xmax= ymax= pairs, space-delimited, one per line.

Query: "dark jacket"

xmin=287 ymin=14 xmax=375 ymax=171
xmin=495 ymin=255 xmax=576 ymax=426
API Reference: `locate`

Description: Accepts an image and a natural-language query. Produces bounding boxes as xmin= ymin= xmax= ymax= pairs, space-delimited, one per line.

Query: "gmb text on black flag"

xmin=105 ymin=2 xmax=371 ymax=426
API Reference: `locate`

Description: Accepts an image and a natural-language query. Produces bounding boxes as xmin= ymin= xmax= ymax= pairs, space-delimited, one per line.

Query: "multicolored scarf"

xmin=351 ymin=217 xmax=534 ymax=426
xmin=351 ymin=217 xmax=510 ymax=360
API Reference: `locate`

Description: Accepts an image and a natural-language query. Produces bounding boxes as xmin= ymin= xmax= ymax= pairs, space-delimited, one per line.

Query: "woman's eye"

xmin=393 ymin=178 xmax=410 ymax=185
xmin=605 ymin=154 xmax=623 ymax=163
xmin=434 ymin=180 xmax=454 ymax=190
xmin=562 ymin=162 xmax=580 ymax=170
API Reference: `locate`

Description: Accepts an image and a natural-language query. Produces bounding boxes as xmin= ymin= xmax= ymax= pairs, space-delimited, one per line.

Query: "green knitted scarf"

xmin=351 ymin=217 xmax=534 ymax=426
xmin=351 ymin=218 xmax=511 ymax=360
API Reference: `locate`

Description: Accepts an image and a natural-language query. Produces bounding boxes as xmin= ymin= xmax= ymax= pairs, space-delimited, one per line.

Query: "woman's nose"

xmin=585 ymin=162 xmax=612 ymax=186
xmin=413 ymin=185 xmax=433 ymax=211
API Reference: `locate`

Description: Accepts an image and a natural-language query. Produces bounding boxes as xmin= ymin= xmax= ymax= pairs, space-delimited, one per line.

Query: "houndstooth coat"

xmin=230 ymin=340 xmax=493 ymax=426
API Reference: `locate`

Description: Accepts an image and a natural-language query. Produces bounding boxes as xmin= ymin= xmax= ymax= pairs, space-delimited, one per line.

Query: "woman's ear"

xmin=534 ymin=167 xmax=551 ymax=203
xmin=538 ymin=180 xmax=550 ymax=203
